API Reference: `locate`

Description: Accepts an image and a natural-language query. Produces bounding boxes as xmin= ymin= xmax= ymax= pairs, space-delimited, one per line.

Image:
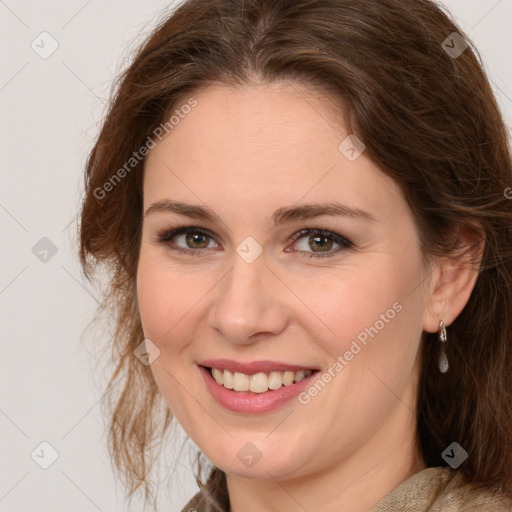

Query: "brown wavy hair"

xmin=78 ymin=0 xmax=512 ymax=509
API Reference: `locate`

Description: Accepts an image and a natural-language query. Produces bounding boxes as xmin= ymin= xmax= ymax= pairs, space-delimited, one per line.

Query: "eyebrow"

xmin=144 ymin=199 xmax=377 ymax=225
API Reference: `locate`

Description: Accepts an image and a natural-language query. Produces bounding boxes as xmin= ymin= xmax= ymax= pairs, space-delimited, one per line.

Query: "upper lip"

xmin=198 ymin=359 xmax=319 ymax=375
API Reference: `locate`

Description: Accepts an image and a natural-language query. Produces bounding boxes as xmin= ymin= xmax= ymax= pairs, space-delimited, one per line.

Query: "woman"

xmin=78 ymin=0 xmax=512 ymax=510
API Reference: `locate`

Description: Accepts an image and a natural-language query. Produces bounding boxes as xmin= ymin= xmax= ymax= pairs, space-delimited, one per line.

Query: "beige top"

xmin=181 ymin=467 xmax=512 ymax=511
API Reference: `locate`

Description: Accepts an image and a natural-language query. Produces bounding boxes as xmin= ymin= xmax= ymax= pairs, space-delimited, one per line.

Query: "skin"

xmin=137 ymin=82 xmax=483 ymax=512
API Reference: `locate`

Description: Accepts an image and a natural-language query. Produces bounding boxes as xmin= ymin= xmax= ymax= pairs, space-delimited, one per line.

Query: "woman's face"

xmin=137 ymin=82 xmax=434 ymax=480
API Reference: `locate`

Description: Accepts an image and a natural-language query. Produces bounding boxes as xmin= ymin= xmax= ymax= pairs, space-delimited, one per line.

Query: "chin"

xmin=199 ymin=437 xmax=312 ymax=481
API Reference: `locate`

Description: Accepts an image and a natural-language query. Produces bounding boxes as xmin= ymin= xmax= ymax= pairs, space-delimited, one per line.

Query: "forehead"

xmin=143 ymin=83 xmax=404 ymax=223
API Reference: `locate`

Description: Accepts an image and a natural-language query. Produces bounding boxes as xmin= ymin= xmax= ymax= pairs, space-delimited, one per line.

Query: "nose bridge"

xmin=207 ymin=249 xmax=287 ymax=343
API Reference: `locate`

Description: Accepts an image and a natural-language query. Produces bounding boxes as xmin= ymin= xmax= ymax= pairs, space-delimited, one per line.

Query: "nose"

xmin=207 ymin=249 xmax=289 ymax=345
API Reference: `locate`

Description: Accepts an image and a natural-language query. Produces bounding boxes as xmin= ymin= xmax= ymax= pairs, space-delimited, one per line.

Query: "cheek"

xmin=136 ymin=254 xmax=202 ymax=421
xmin=136 ymin=253 xmax=197 ymax=348
xmin=137 ymin=262 xmax=169 ymax=340
xmin=297 ymin=256 xmax=425 ymax=366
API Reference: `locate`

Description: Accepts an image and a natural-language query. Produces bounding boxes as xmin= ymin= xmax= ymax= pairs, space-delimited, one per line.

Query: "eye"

xmin=154 ymin=225 xmax=353 ymax=259
xmin=154 ymin=226 xmax=219 ymax=256
xmin=287 ymin=228 xmax=353 ymax=259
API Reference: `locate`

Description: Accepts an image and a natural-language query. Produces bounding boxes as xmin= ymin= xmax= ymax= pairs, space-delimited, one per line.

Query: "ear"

xmin=422 ymin=221 xmax=485 ymax=333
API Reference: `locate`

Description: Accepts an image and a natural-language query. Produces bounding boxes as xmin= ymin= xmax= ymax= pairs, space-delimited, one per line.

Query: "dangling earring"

xmin=438 ymin=320 xmax=449 ymax=373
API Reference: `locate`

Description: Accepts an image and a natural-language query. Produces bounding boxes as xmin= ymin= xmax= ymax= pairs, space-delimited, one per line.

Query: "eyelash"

xmin=153 ymin=225 xmax=354 ymax=259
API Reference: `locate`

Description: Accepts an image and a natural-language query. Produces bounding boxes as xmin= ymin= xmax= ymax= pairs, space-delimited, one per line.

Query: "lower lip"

xmin=198 ymin=365 xmax=318 ymax=414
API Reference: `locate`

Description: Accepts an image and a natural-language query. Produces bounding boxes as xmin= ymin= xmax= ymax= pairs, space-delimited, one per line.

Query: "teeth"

xmin=223 ymin=369 xmax=233 ymax=389
xmin=233 ymin=372 xmax=250 ymax=391
xmin=268 ymin=371 xmax=283 ymax=390
xmin=282 ymin=371 xmax=295 ymax=386
xmin=250 ymin=373 xmax=268 ymax=393
xmin=294 ymin=370 xmax=307 ymax=382
xmin=212 ymin=367 xmax=223 ymax=385
xmin=210 ymin=367 xmax=313 ymax=392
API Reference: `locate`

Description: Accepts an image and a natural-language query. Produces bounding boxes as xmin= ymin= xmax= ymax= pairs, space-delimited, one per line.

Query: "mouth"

xmin=202 ymin=365 xmax=318 ymax=393
xmin=196 ymin=359 xmax=320 ymax=414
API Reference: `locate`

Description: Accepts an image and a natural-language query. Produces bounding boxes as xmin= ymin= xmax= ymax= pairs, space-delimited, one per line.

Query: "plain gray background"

xmin=1 ymin=1 xmax=511 ymax=511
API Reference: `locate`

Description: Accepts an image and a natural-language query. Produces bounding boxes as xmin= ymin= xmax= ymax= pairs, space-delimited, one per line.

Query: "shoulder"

xmin=183 ymin=467 xmax=512 ymax=512
xmin=372 ymin=466 xmax=512 ymax=512
xmin=430 ymin=468 xmax=512 ymax=512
